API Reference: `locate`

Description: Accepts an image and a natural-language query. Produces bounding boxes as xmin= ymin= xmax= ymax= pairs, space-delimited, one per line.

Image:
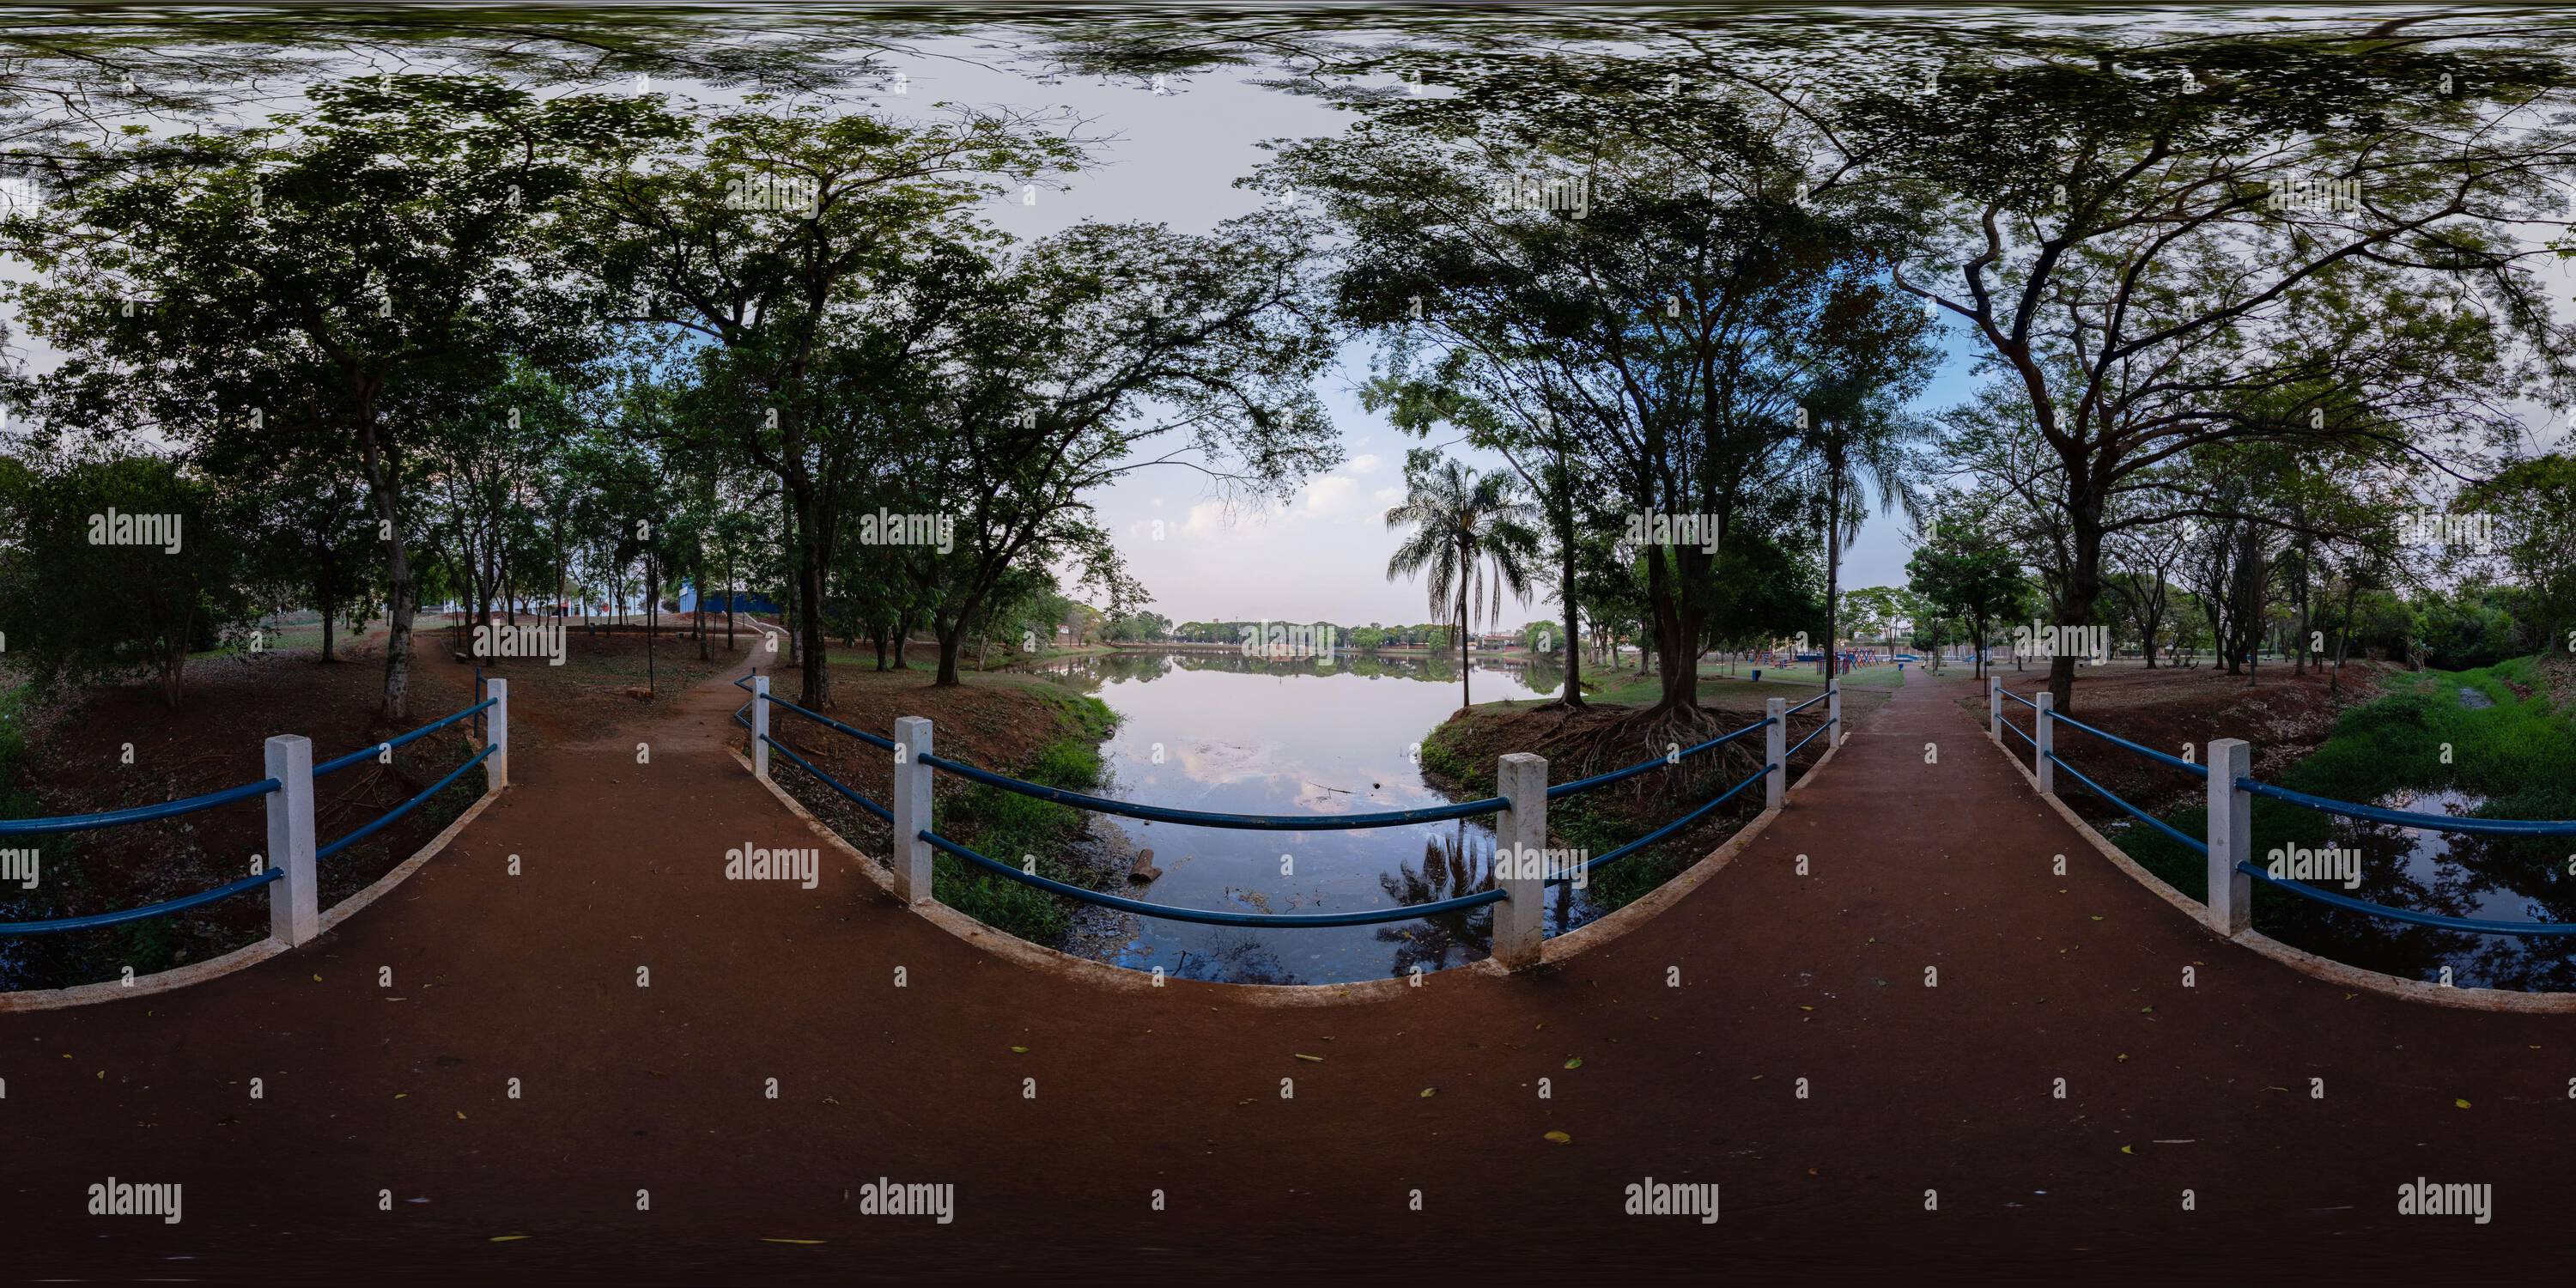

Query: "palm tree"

xmin=1385 ymin=459 xmax=1542 ymax=710
xmin=1796 ymin=394 xmax=1927 ymax=679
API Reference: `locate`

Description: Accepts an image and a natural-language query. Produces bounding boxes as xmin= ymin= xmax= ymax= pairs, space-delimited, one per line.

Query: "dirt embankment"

xmin=1978 ymin=660 xmax=2391 ymax=824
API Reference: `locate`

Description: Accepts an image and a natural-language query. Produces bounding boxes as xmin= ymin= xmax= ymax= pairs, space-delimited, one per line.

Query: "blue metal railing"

xmin=1547 ymin=718 xmax=1771 ymax=800
xmin=2027 ymin=701 xmax=2576 ymax=938
xmin=2238 ymin=861 xmax=2576 ymax=937
xmin=923 ymin=829 xmax=1508 ymax=927
xmin=1551 ymin=760 xmax=1776 ymax=885
xmin=0 ymin=867 xmax=283 ymax=937
xmin=920 ymin=749 xmax=1509 ymax=831
xmin=314 ymin=697 xmax=494 ymax=778
xmin=2236 ymin=778 xmax=2575 ymax=838
xmin=0 ymin=777 xmax=281 ymax=836
xmin=743 ymin=677 xmax=1832 ymax=933
xmin=317 ymin=744 xmax=495 ymax=860
xmin=1 ymin=695 xmax=503 ymax=938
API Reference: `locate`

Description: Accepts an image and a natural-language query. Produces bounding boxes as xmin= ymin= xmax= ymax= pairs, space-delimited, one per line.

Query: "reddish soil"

xmin=5 ymin=659 xmax=2573 ymax=1282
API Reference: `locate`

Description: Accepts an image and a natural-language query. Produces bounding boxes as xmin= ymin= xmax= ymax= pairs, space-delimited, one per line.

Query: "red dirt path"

xmin=3 ymin=654 xmax=2568 ymax=1283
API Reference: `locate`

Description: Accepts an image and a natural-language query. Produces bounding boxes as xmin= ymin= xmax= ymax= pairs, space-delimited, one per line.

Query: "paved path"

xmin=3 ymin=657 xmax=2567 ymax=1282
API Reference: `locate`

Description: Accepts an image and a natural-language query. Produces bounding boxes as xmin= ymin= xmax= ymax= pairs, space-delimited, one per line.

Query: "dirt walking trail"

xmin=3 ymin=653 xmax=2567 ymax=1283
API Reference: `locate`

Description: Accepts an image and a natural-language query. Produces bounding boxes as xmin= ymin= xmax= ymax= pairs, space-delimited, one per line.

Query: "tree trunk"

xmin=694 ymin=546 xmax=709 ymax=662
xmin=1456 ymin=559 xmax=1472 ymax=712
xmin=935 ymin=619 xmax=966 ymax=686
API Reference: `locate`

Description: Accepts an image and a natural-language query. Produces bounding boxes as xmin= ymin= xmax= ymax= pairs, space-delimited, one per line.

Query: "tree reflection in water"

xmin=1375 ymin=822 xmax=1497 ymax=977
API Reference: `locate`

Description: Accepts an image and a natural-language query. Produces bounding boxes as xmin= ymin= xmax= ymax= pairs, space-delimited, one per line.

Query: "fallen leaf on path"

xmin=1419 ymin=1088 xmax=1436 ymax=1098
xmin=489 ymin=1235 xmax=530 ymax=1242
xmin=2455 ymin=1098 xmax=2471 ymax=1109
xmin=1010 ymin=1046 xmax=1028 ymax=1054
xmin=1543 ymin=1131 xmax=1571 ymax=1145
xmin=2120 ymin=1145 xmax=2135 ymax=1155
xmin=1564 ymin=1057 xmax=1583 ymax=1070
xmin=1294 ymin=1054 xmax=1323 ymax=1062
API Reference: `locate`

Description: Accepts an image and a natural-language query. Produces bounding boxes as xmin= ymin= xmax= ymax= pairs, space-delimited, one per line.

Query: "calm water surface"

xmin=1030 ymin=649 xmax=1593 ymax=984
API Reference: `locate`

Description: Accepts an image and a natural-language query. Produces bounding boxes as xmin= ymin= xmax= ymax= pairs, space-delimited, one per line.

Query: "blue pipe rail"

xmin=318 ymin=744 xmax=495 ymax=860
xmin=1552 ymin=761 xmax=1775 ymax=884
xmin=0 ymin=690 xmax=501 ymax=941
xmin=2239 ymin=861 xmax=2576 ymax=937
xmin=1546 ymin=717 xmax=1771 ymax=800
xmin=0 ymin=867 xmax=283 ymax=936
xmin=921 ymin=828 xmax=1508 ymax=927
xmin=920 ymin=749 xmax=1507 ymax=831
xmin=2002 ymin=689 xmax=2038 ymax=709
xmin=2047 ymin=753 xmax=2208 ymax=854
xmin=745 ymin=674 xmax=1826 ymax=932
xmin=2028 ymin=699 xmax=2576 ymax=941
xmin=1787 ymin=721 xmax=1831 ymax=761
xmin=2001 ymin=717 xmax=2035 ymax=750
xmin=767 ymin=696 xmax=898 ymax=752
xmin=2237 ymin=778 xmax=2576 ymax=838
xmin=314 ymin=696 xmax=495 ymax=778
xmin=0 ymin=777 xmax=280 ymax=836
xmin=2050 ymin=710 xmax=2207 ymax=779
xmin=1786 ymin=690 xmax=1829 ymax=715
xmin=762 ymin=733 xmax=894 ymax=823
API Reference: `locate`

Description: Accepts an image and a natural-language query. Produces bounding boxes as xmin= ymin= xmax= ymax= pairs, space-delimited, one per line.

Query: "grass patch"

xmin=933 ymin=685 xmax=1121 ymax=944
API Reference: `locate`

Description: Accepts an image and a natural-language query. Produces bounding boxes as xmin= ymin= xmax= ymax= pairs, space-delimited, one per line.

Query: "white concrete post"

xmin=1988 ymin=676 xmax=2002 ymax=741
xmin=2033 ymin=692 xmax=2056 ymax=794
xmin=484 ymin=678 xmax=508 ymax=791
xmin=264 ymin=734 xmax=319 ymax=947
xmin=890 ymin=716 xmax=935 ymax=905
xmin=751 ymin=675 xmax=771 ymax=781
xmin=1827 ymin=679 xmax=1843 ymax=746
xmin=1492 ymin=751 xmax=1547 ymax=970
xmin=2207 ymin=738 xmax=2254 ymax=936
xmin=1765 ymin=697 xmax=1787 ymax=811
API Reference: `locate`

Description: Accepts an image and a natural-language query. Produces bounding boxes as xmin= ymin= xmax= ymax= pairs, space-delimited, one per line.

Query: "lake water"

xmin=1027 ymin=649 xmax=1589 ymax=983
xmin=2274 ymin=787 xmax=2576 ymax=990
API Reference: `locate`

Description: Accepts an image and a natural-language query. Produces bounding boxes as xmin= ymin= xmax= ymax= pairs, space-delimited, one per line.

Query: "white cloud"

xmin=1348 ymin=453 xmax=1382 ymax=475
xmin=1303 ymin=475 xmax=1357 ymax=513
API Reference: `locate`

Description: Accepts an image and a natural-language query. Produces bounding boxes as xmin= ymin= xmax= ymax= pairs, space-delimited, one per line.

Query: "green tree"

xmin=1383 ymin=456 xmax=1542 ymax=710
xmin=1906 ymin=498 xmax=2029 ymax=681
xmin=0 ymin=453 xmax=252 ymax=706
